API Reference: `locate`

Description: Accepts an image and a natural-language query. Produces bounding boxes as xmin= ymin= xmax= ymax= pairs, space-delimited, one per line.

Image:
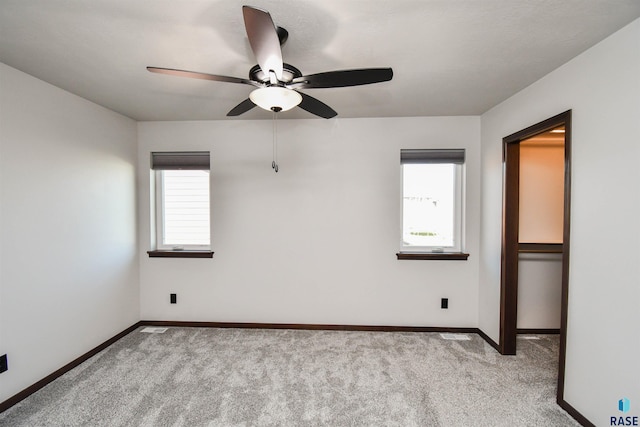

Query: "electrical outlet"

xmin=0 ymin=354 xmax=7 ymax=373
xmin=170 ymin=293 xmax=177 ymax=304
xmin=441 ymin=298 xmax=449 ymax=309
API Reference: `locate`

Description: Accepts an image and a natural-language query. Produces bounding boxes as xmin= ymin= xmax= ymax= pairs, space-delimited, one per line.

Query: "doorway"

xmin=499 ymin=110 xmax=571 ymax=402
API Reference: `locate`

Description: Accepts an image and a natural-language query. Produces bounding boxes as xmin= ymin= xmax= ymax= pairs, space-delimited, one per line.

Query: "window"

xmin=400 ymin=149 xmax=465 ymax=255
xmin=150 ymin=152 xmax=211 ymax=255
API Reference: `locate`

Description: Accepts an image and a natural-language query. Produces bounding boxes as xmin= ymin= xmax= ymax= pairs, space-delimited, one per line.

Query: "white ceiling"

xmin=1 ymin=0 xmax=639 ymax=121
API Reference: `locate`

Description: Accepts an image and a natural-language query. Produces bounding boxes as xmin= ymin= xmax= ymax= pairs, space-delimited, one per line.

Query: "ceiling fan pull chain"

xmin=272 ymin=111 xmax=279 ymax=173
xmin=272 ymin=111 xmax=275 ymax=169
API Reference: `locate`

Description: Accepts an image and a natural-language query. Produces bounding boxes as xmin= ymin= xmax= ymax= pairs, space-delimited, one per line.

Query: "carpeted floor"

xmin=0 ymin=327 xmax=580 ymax=426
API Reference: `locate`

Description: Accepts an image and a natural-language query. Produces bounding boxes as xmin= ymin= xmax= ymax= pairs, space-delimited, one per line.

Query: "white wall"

xmin=0 ymin=63 xmax=139 ymax=402
xmin=138 ymin=116 xmax=480 ymax=327
xmin=517 ymin=254 xmax=562 ymax=329
xmin=519 ymin=140 xmax=564 ymax=243
xmin=480 ymin=18 xmax=640 ymax=425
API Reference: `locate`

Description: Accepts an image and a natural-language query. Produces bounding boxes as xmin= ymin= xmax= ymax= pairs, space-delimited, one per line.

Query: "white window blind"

xmin=160 ymin=170 xmax=210 ymax=247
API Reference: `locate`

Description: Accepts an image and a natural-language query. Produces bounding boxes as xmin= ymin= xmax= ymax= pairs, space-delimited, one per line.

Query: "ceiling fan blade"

xmin=147 ymin=67 xmax=257 ymax=86
xmin=298 ymin=92 xmax=337 ymax=119
xmin=227 ymin=98 xmax=256 ymax=116
xmin=242 ymin=6 xmax=283 ymax=80
xmin=290 ymin=68 xmax=393 ymax=89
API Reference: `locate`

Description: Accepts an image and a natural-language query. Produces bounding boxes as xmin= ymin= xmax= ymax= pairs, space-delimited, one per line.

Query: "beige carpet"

xmin=0 ymin=327 xmax=580 ymax=426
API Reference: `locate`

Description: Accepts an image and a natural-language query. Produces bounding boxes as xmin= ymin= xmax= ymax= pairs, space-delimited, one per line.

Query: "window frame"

xmin=149 ymin=151 xmax=213 ymax=257
xmin=154 ymin=169 xmax=211 ymax=251
xmin=399 ymin=149 xmax=466 ymax=256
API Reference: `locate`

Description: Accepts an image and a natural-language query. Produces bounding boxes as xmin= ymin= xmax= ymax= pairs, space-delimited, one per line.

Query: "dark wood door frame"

xmin=499 ymin=110 xmax=572 ymax=402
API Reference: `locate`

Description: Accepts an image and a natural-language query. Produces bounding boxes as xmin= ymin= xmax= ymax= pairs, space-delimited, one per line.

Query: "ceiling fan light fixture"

xmin=250 ymin=87 xmax=302 ymax=112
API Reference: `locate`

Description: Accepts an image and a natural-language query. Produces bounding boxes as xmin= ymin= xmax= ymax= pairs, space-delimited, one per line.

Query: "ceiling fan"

xmin=147 ymin=5 xmax=393 ymax=119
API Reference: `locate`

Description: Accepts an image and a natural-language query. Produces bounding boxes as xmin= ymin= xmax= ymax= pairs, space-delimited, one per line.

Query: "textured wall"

xmin=480 ymin=18 xmax=640 ymax=425
xmin=138 ymin=116 xmax=481 ymax=327
xmin=0 ymin=63 xmax=139 ymax=403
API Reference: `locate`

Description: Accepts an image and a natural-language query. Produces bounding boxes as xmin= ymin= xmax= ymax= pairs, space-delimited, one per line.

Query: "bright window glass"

xmin=402 ymin=163 xmax=456 ymax=248
xmin=400 ymin=150 xmax=464 ymax=253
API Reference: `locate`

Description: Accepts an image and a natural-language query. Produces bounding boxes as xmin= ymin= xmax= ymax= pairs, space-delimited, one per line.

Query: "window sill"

xmin=147 ymin=250 xmax=214 ymax=258
xmin=396 ymin=252 xmax=469 ymax=260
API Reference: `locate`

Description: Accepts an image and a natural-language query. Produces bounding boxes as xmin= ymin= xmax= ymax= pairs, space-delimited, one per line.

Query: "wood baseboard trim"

xmin=0 ymin=322 xmax=142 ymax=414
xmin=140 ymin=320 xmax=480 ymax=334
xmin=517 ymin=328 xmax=560 ymax=334
xmin=557 ymin=399 xmax=595 ymax=427
xmin=476 ymin=328 xmax=501 ymax=352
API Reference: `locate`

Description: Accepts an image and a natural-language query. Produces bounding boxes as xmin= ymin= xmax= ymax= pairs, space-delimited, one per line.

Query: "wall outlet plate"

xmin=441 ymin=298 xmax=449 ymax=309
xmin=0 ymin=354 xmax=7 ymax=373
xmin=170 ymin=293 xmax=177 ymax=304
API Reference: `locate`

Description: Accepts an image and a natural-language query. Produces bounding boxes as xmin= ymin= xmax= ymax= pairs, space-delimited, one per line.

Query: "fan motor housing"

xmin=250 ymin=63 xmax=302 ymax=84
